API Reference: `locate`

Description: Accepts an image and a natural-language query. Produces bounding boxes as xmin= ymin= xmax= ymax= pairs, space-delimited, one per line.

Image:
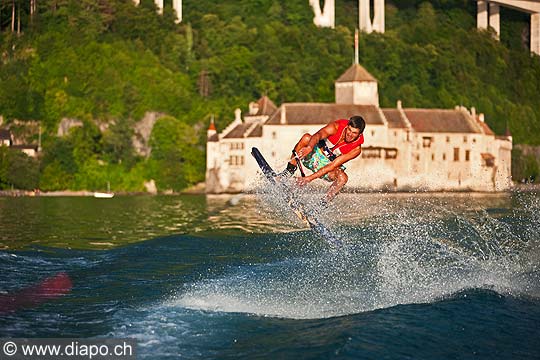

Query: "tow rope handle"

xmin=292 ymin=150 xmax=306 ymax=178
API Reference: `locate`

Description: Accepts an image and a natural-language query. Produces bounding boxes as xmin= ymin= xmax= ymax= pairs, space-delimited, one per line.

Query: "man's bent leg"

xmin=278 ymin=133 xmax=312 ymax=177
xmin=290 ymin=133 xmax=312 ymax=166
xmin=325 ymin=169 xmax=348 ymax=202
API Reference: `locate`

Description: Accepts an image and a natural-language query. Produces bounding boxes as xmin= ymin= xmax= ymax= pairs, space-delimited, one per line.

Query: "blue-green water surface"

xmin=0 ymin=191 xmax=539 ymax=359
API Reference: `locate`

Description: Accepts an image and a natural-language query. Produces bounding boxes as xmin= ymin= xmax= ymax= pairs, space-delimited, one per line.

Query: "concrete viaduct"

xmin=132 ymin=0 xmax=182 ymax=23
xmin=131 ymin=0 xmax=539 ymax=56
xmin=476 ymin=0 xmax=540 ymax=55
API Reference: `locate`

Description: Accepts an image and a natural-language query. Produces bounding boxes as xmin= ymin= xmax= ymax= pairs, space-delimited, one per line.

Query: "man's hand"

xmin=296 ymin=176 xmax=312 ymax=186
xmin=296 ymin=146 xmax=312 ymax=159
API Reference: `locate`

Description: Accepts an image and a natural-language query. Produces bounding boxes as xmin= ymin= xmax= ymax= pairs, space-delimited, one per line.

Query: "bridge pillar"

xmin=309 ymin=0 xmax=335 ymax=28
xmin=477 ymin=0 xmax=488 ymax=30
xmin=359 ymin=0 xmax=385 ymax=33
xmin=359 ymin=0 xmax=372 ymax=33
xmin=489 ymin=3 xmax=500 ymax=39
xmin=173 ymin=0 xmax=182 ymax=23
xmin=373 ymin=0 xmax=385 ymax=33
xmin=532 ymin=13 xmax=540 ymax=56
xmin=133 ymin=0 xmax=181 ymax=23
xmin=155 ymin=0 xmax=163 ymax=14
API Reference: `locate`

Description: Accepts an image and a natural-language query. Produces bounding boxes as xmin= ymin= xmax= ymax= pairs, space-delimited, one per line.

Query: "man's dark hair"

xmin=348 ymin=116 xmax=366 ymax=133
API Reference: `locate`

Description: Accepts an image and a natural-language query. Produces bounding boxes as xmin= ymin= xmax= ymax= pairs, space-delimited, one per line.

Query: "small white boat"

xmin=94 ymin=182 xmax=114 ymax=198
xmin=94 ymin=192 xmax=114 ymax=198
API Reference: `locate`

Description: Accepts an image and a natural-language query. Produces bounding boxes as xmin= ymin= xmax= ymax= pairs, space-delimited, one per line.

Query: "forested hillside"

xmin=1 ymin=0 xmax=539 ymax=191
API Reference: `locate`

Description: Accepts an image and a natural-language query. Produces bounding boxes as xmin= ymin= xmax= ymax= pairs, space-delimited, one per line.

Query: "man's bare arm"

xmin=296 ymin=121 xmax=338 ymax=158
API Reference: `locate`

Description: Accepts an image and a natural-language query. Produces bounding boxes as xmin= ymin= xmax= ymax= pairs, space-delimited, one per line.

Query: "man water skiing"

xmin=278 ymin=116 xmax=366 ymax=204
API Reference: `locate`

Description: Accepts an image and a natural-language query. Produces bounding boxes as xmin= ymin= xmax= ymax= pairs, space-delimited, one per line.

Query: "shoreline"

xmin=0 ymin=183 xmax=538 ymax=197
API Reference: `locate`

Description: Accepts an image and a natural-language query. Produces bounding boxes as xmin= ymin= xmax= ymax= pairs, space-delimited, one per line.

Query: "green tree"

xmin=101 ymin=118 xmax=137 ymax=167
xmin=40 ymin=160 xmax=73 ymax=191
xmin=149 ymin=116 xmax=204 ymax=191
xmin=0 ymin=148 xmax=40 ymax=190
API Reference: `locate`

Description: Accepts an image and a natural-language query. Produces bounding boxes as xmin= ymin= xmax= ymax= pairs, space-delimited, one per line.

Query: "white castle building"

xmin=206 ymin=63 xmax=512 ymax=193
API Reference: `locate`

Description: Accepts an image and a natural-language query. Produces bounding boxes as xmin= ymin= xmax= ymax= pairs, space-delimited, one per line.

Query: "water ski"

xmin=251 ymin=147 xmax=342 ymax=246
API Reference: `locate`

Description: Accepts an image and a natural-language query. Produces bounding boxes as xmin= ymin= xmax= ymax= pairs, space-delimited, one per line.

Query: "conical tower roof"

xmin=336 ymin=63 xmax=377 ymax=83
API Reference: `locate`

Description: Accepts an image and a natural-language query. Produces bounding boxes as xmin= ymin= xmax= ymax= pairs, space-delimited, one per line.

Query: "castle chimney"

xmin=280 ymin=105 xmax=286 ymax=125
xmin=397 ymin=100 xmax=402 ymax=109
xmin=235 ymin=108 xmax=242 ymax=123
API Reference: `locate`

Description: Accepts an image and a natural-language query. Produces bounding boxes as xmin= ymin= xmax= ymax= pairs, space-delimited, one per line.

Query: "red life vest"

xmin=323 ymin=119 xmax=364 ymax=156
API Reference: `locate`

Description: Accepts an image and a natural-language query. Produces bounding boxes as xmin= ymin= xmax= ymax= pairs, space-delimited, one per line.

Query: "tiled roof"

xmin=247 ymin=124 xmax=262 ymax=137
xmin=266 ymin=103 xmax=385 ymax=125
xmin=0 ymin=129 xmax=11 ymax=140
xmin=403 ymin=109 xmax=482 ymax=134
xmin=476 ymin=118 xmax=495 ymax=136
xmin=336 ymin=64 xmax=377 ymax=83
xmin=381 ymin=109 xmax=408 ymax=129
xmin=216 ymin=103 xmax=499 ymax=139
xmin=208 ymin=133 xmax=219 ymax=142
xmin=256 ymin=96 xmax=277 ymax=116
xmin=223 ymin=123 xmax=251 ymax=139
xmin=11 ymin=144 xmax=38 ymax=150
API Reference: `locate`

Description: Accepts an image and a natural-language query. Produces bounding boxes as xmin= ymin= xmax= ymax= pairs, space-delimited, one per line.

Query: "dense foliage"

xmin=0 ymin=0 xmax=539 ymax=191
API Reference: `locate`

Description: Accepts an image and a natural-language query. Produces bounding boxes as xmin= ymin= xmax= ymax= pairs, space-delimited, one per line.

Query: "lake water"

xmin=0 ymin=190 xmax=539 ymax=359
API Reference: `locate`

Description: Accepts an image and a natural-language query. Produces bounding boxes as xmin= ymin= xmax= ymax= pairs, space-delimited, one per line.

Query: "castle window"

xmin=422 ymin=137 xmax=433 ymax=148
xmin=272 ymin=131 xmax=277 ymax=139
xmin=371 ymin=130 xmax=375 ymax=137
xmin=446 ymin=136 xmax=450 ymax=143
xmin=443 ymin=153 xmax=446 ymax=161
xmin=229 ymin=142 xmax=244 ymax=150
xmin=454 ymin=148 xmax=460 ymax=161
xmin=385 ymin=149 xmax=398 ymax=159
xmin=432 ymin=154 xmax=435 ymax=161
xmin=362 ymin=146 xmax=382 ymax=159
xmin=228 ymin=155 xmax=244 ymax=166
xmin=463 ymin=136 xmax=467 ymax=143
xmin=465 ymin=150 xmax=470 ymax=161
xmin=481 ymin=153 xmax=495 ymax=167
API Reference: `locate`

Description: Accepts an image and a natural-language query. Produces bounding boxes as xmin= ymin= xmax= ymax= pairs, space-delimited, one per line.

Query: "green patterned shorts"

xmin=301 ymin=145 xmax=346 ymax=182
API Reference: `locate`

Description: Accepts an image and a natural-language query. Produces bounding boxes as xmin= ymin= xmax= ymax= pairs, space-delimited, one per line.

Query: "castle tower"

xmin=335 ymin=29 xmax=379 ymax=106
xmin=335 ymin=64 xmax=379 ymax=106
